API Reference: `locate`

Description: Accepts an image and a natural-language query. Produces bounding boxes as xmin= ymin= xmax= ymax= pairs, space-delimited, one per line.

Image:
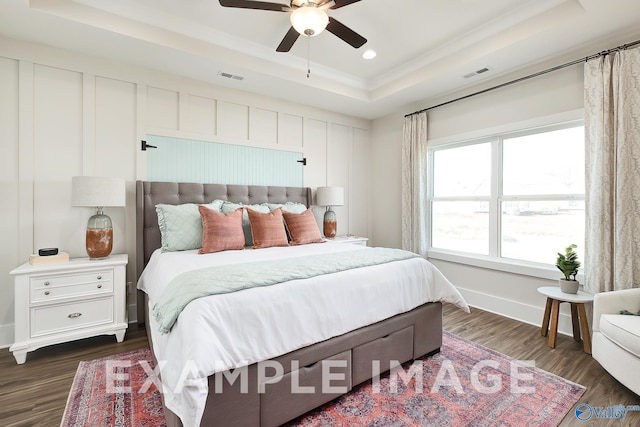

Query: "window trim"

xmin=426 ymin=109 xmax=585 ymax=280
xmin=427 ymin=248 xmax=585 ymax=282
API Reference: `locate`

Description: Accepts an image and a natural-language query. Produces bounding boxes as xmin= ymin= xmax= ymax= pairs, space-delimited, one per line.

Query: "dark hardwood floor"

xmin=0 ymin=305 xmax=638 ymax=426
xmin=0 ymin=325 xmax=148 ymax=427
xmin=443 ymin=304 xmax=640 ymax=427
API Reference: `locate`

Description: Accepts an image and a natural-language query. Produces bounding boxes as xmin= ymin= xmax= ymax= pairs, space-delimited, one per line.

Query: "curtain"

xmin=584 ymin=46 xmax=640 ymax=293
xmin=401 ymin=111 xmax=429 ymax=256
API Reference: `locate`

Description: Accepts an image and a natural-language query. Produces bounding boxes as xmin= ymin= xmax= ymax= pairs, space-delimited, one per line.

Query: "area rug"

xmin=61 ymin=332 xmax=585 ymax=426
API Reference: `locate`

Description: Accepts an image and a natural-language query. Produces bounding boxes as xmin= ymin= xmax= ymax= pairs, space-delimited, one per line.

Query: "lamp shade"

xmin=316 ymin=186 xmax=344 ymax=207
xmin=71 ymin=176 xmax=125 ymax=207
xmin=290 ymin=6 xmax=329 ymax=37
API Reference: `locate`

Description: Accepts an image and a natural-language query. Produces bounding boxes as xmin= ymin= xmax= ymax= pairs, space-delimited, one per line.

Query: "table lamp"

xmin=71 ymin=176 xmax=125 ymax=259
xmin=316 ymin=186 xmax=344 ymax=238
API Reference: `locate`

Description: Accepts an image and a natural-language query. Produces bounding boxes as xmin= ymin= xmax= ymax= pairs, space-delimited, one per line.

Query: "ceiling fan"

xmin=218 ymin=0 xmax=367 ymax=53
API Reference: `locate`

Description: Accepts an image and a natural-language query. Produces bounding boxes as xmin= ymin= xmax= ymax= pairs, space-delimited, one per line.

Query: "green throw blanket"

xmin=153 ymin=247 xmax=419 ymax=333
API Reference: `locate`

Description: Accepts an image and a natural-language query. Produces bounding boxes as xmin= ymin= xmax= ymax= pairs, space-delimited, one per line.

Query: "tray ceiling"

xmin=1 ymin=0 xmax=639 ymax=119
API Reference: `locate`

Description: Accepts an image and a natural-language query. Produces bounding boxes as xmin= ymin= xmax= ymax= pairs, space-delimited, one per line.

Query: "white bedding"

xmin=138 ymin=242 xmax=469 ymax=427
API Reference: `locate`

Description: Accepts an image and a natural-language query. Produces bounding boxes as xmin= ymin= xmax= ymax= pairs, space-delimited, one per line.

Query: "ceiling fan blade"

xmin=330 ymin=0 xmax=361 ymax=9
xmin=218 ymin=0 xmax=288 ymax=12
xmin=326 ymin=17 xmax=367 ymax=48
xmin=317 ymin=0 xmax=336 ymax=9
xmin=276 ymin=27 xmax=300 ymax=52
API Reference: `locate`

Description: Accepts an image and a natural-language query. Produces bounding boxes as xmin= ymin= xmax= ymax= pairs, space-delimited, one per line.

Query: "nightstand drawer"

xmin=31 ymin=297 xmax=114 ymax=337
xmin=30 ymin=270 xmax=113 ymax=302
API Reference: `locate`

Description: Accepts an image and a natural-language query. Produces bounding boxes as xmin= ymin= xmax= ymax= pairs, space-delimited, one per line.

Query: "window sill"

xmin=426 ymin=249 xmax=584 ymax=282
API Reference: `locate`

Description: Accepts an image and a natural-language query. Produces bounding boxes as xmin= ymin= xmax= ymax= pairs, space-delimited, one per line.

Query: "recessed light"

xmin=362 ymin=49 xmax=377 ymax=60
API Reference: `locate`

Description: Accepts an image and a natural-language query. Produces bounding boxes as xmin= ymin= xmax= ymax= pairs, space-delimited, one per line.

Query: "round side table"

xmin=537 ymin=286 xmax=594 ymax=354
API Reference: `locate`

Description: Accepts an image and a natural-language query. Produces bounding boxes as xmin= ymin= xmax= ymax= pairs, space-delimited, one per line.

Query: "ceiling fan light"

xmin=290 ymin=6 xmax=329 ymax=37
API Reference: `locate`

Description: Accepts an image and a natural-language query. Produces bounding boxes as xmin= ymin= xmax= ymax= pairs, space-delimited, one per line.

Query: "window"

xmin=432 ymin=143 xmax=491 ymax=255
xmin=429 ymin=122 xmax=585 ymax=268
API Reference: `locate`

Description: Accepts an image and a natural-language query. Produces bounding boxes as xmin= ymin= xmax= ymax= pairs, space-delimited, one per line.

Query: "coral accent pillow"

xmin=282 ymin=209 xmax=324 ymax=245
xmin=198 ymin=206 xmax=245 ymax=254
xmin=247 ymin=208 xmax=289 ymax=249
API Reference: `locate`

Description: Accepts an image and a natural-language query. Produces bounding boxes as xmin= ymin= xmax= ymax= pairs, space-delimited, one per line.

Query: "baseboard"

xmin=0 ymin=323 xmax=14 ymax=349
xmin=458 ymin=287 xmax=576 ymax=337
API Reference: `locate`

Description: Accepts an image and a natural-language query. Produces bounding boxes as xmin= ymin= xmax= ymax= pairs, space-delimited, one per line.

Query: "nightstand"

xmin=9 ymin=254 xmax=128 ymax=364
xmin=326 ymin=235 xmax=369 ymax=246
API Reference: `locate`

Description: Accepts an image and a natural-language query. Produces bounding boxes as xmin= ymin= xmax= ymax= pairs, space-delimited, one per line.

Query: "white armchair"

xmin=592 ymin=287 xmax=640 ymax=395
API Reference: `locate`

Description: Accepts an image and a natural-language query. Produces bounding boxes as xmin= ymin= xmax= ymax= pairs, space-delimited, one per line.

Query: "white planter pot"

xmin=559 ymin=279 xmax=579 ymax=294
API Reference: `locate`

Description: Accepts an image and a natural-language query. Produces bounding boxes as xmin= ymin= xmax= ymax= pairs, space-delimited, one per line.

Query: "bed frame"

xmin=135 ymin=180 xmax=442 ymax=427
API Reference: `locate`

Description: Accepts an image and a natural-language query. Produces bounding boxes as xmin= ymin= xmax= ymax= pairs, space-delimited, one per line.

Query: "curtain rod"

xmin=405 ymin=38 xmax=640 ymax=118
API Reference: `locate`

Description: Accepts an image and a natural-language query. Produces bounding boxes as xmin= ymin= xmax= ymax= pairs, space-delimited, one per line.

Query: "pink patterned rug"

xmin=61 ymin=332 xmax=585 ymax=426
xmin=61 ymin=347 xmax=165 ymax=427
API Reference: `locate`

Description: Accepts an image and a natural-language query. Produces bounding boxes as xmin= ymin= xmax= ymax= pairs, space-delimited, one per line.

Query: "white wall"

xmin=0 ymin=36 xmax=371 ymax=348
xmin=370 ymin=61 xmax=585 ymax=335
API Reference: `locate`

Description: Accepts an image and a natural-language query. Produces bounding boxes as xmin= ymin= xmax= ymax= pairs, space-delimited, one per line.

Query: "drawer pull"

xmin=97 ymin=275 xmax=102 ymax=280
xmin=44 ymin=291 xmax=50 ymax=296
xmin=44 ymin=281 xmax=50 ymax=286
xmin=68 ymin=312 xmax=82 ymax=319
xmin=97 ymin=284 xmax=102 ymax=289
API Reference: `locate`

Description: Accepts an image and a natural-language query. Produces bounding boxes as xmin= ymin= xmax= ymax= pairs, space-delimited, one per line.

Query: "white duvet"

xmin=138 ymin=242 xmax=469 ymax=427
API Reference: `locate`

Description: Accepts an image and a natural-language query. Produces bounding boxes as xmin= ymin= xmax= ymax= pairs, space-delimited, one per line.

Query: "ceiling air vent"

xmin=463 ymin=67 xmax=490 ymax=79
xmin=217 ymin=71 xmax=245 ymax=81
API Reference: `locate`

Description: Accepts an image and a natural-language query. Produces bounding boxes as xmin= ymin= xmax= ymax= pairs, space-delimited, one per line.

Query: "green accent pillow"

xmin=221 ymin=202 xmax=271 ymax=246
xmin=156 ymin=200 xmax=224 ymax=252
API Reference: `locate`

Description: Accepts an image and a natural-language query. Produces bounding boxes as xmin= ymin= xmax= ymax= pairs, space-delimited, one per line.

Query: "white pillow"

xmin=266 ymin=202 xmax=308 ymax=214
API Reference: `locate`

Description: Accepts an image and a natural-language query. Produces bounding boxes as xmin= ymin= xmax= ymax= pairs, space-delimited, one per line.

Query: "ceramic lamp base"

xmin=323 ymin=208 xmax=337 ymax=238
xmin=86 ymin=211 xmax=113 ymax=259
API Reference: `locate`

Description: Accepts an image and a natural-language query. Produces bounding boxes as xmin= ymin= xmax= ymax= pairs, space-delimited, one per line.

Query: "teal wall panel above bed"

xmin=145 ymin=135 xmax=304 ymax=187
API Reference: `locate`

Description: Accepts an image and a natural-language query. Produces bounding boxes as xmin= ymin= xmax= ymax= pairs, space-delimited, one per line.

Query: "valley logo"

xmin=575 ymin=403 xmax=640 ymax=422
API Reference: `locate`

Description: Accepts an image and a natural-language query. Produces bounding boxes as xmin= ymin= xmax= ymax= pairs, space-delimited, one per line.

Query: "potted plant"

xmin=556 ymin=244 xmax=580 ymax=294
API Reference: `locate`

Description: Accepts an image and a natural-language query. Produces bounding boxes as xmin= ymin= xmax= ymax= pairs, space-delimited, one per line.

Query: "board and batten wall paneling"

xmin=350 ymin=128 xmax=370 ymax=238
xmin=279 ymin=113 xmax=304 ymax=148
xmin=185 ymin=94 xmax=217 ymax=134
xmin=250 ymin=107 xmax=278 ymax=145
xmin=33 ymin=65 xmax=84 ymax=254
xmin=303 ymin=119 xmax=328 ymax=198
xmin=0 ymin=57 xmax=20 ymax=335
xmin=219 ymin=101 xmax=250 ymax=140
xmin=328 ymin=123 xmax=351 ymax=236
xmin=95 ymin=76 xmax=137 ymax=295
xmin=147 ymin=86 xmax=179 ymax=130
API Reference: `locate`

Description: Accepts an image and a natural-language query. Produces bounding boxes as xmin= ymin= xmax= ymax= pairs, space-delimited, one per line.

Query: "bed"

xmin=135 ymin=180 xmax=469 ymax=427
